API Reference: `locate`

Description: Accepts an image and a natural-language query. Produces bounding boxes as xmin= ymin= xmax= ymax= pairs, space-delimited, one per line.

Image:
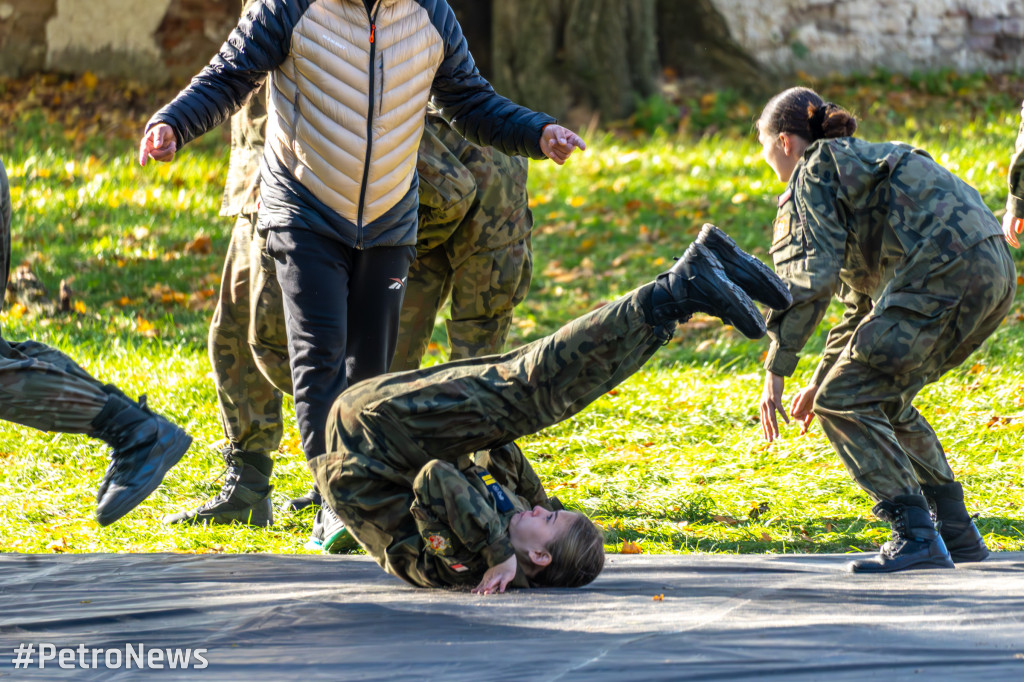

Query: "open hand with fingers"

xmin=472 ymin=554 xmax=518 ymax=595
xmin=759 ymin=371 xmax=789 ymax=442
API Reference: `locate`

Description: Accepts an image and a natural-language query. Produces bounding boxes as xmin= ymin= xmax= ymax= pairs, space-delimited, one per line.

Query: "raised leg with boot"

xmin=91 ymin=385 xmax=193 ymax=526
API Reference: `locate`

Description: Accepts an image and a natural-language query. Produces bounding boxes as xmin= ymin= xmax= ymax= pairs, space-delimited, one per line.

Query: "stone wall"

xmin=0 ymin=0 xmax=1022 ymax=81
xmin=712 ymin=0 xmax=1024 ymax=75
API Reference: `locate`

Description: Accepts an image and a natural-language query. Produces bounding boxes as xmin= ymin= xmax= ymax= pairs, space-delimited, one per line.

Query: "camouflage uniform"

xmin=209 ymin=77 xmax=291 ymax=460
xmin=1006 ymin=98 xmax=1024 ymax=219
xmin=0 ymin=158 xmax=111 ymax=432
xmin=766 ymin=138 xmax=1017 ymax=502
xmin=311 ymin=287 xmax=662 ymax=588
xmin=391 ymin=110 xmax=533 ymax=370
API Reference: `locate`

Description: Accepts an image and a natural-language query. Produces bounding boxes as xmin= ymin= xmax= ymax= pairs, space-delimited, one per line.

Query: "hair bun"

xmin=819 ymin=102 xmax=858 ymax=139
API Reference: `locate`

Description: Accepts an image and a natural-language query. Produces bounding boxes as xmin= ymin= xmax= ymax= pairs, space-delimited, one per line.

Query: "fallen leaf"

xmin=652 ymin=594 xmax=664 ymax=601
xmin=621 ymin=541 xmax=643 ymax=554
xmin=712 ymin=515 xmax=740 ymax=526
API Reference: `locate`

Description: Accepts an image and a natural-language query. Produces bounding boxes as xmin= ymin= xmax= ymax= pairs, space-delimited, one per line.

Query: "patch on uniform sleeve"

xmin=423 ymin=530 xmax=454 ymax=556
xmin=447 ymin=562 xmax=469 ymax=573
xmin=777 ymin=188 xmax=792 ymax=207
xmin=772 ymin=211 xmax=792 ymax=247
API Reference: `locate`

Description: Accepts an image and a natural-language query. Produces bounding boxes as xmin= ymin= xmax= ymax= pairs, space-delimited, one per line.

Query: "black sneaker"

xmin=305 ymin=503 xmax=355 ymax=553
xmin=652 ymin=242 xmax=767 ymax=339
xmin=162 ymin=447 xmax=273 ymax=527
xmin=92 ymin=388 xmax=193 ymax=526
xmin=287 ymin=487 xmax=322 ymax=512
xmin=848 ymin=495 xmax=955 ymax=573
xmin=695 ymin=223 xmax=792 ymax=310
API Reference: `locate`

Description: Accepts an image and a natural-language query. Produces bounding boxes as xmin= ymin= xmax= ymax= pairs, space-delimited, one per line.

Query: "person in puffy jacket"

xmin=138 ymin=0 xmax=585 ymax=471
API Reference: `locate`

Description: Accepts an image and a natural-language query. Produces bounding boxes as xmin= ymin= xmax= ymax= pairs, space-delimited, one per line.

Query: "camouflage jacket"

xmin=1007 ymin=98 xmax=1024 ymax=219
xmin=417 ymin=109 xmax=531 ymax=264
xmin=220 ymin=0 xmax=266 ymax=218
xmin=401 ymin=445 xmax=555 ymax=589
xmin=765 ymin=137 xmax=1002 ymax=381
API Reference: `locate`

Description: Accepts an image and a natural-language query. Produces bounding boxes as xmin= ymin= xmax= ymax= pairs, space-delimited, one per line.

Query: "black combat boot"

xmin=848 ymin=494 xmax=955 ymax=573
xmin=162 ymin=446 xmax=273 ymax=527
xmin=287 ymin=486 xmax=322 ymax=512
xmin=651 ymin=242 xmax=767 ymax=339
xmin=695 ymin=223 xmax=793 ymax=310
xmin=921 ymin=482 xmax=989 ymax=563
xmin=91 ymin=385 xmax=193 ymax=526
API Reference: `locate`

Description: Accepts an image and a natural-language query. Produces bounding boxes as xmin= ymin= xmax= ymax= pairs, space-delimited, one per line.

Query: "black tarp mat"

xmin=1 ymin=552 xmax=1023 ymax=680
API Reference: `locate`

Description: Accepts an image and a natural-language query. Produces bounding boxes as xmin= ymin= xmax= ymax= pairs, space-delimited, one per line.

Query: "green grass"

xmin=1 ymin=71 xmax=1023 ymax=557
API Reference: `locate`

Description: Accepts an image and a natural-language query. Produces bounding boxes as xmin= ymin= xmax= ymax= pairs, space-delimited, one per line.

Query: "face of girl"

xmin=757 ymin=120 xmax=802 ymax=184
xmin=508 ymin=505 xmax=577 ymax=558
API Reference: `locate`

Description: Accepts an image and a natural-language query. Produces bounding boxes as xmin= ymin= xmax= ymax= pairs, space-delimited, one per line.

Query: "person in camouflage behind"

xmin=0 ymin=157 xmax=192 ymax=527
xmin=310 ymin=228 xmax=790 ymax=592
xmin=755 ymin=87 xmax=1017 ymax=574
xmin=390 ymin=106 xmax=533 ymax=370
xmin=165 ymin=1 xmax=537 ymax=528
xmin=1002 ymin=97 xmax=1024 ymax=248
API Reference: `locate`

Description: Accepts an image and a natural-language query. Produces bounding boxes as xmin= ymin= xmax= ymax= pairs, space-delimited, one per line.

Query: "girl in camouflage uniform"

xmin=756 ymin=87 xmax=1017 ymax=573
xmin=312 ymin=231 xmax=789 ymax=592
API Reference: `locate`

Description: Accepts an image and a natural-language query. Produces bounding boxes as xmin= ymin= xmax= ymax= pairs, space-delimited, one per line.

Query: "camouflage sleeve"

xmin=809 ymin=284 xmax=872 ymax=386
xmin=410 ymin=460 xmax=515 ymax=569
xmin=473 ymin=444 xmax=549 ymax=508
xmin=1007 ymin=98 xmax=1024 ymax=219
xmin=415 ymin=114 xmax=477 ymax=251
xmin=764 ymin=143 xmax=850 ymax=377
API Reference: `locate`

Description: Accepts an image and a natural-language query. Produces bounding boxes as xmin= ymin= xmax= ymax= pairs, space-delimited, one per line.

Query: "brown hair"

xmin=531 ymin=512 xmax=605 ymax=588
xmin=759 ymin=86 xmax=858 ymax=142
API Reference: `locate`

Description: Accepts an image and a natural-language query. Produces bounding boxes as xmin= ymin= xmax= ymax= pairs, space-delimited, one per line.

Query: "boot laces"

xmin=206 ymin=448 xmax=244 ymax=505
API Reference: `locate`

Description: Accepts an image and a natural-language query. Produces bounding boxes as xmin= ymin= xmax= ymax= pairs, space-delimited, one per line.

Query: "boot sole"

xmin=847 ymin=555 xmax=956 ymax=573
xmin=700 ymin=251 xmax=767 ymax=339
xmin=697 ymin=224 xmax=792 ymax=311
xmin=163 ymin=501 xmax=273 ymax=527
xmin=95 ymin=428 xmax=193 ymax=526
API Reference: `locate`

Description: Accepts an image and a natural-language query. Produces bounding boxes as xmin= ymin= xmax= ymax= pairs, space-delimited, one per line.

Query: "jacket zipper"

xmin=356 ymin=2 xmax=380 ymax=245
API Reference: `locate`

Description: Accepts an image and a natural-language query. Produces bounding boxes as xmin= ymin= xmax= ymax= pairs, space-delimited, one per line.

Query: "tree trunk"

xmin=490 ymin=0 xmax=659 ymax=124
xmin=451 ymin=0 xmax=766 ymax=124
xmin=656 ymin=0 xmax=765 ymax=90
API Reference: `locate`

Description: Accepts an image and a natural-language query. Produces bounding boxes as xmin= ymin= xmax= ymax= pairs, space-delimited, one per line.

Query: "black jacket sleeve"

xmin=147 ymin=0 xmax=307 ymax=147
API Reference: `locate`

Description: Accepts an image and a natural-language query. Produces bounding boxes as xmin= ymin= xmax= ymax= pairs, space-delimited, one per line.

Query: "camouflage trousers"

xmin=312 ymin=286 xmax=664 ymax=569
xmin=0 ymin=159 xmax=108 ymax=433
xmin=390 ymin=236 xmax=532 ymax=370
xmin=813 ymin=236 xmax=1017 ymax=501
xmin=208 ymin=213 xmax=291 ymax=455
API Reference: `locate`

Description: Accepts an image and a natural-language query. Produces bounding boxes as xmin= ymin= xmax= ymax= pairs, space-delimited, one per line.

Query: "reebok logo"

xmin=388 ymin=277 xmax=407 ymax=290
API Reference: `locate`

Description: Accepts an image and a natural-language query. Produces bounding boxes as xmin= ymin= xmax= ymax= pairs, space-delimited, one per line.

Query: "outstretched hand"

xmin=139 ymin=124 xmax=178 ymax=166
xmin=540 ymin=124 xmax=586 ymax=165
xmin=472 ymin=555 xmax=518 ymax=595
xmin=759 ymin=371 xmax=788 ymax=442
xmin=1003 ymin=212 xmax=1023 ymax=248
